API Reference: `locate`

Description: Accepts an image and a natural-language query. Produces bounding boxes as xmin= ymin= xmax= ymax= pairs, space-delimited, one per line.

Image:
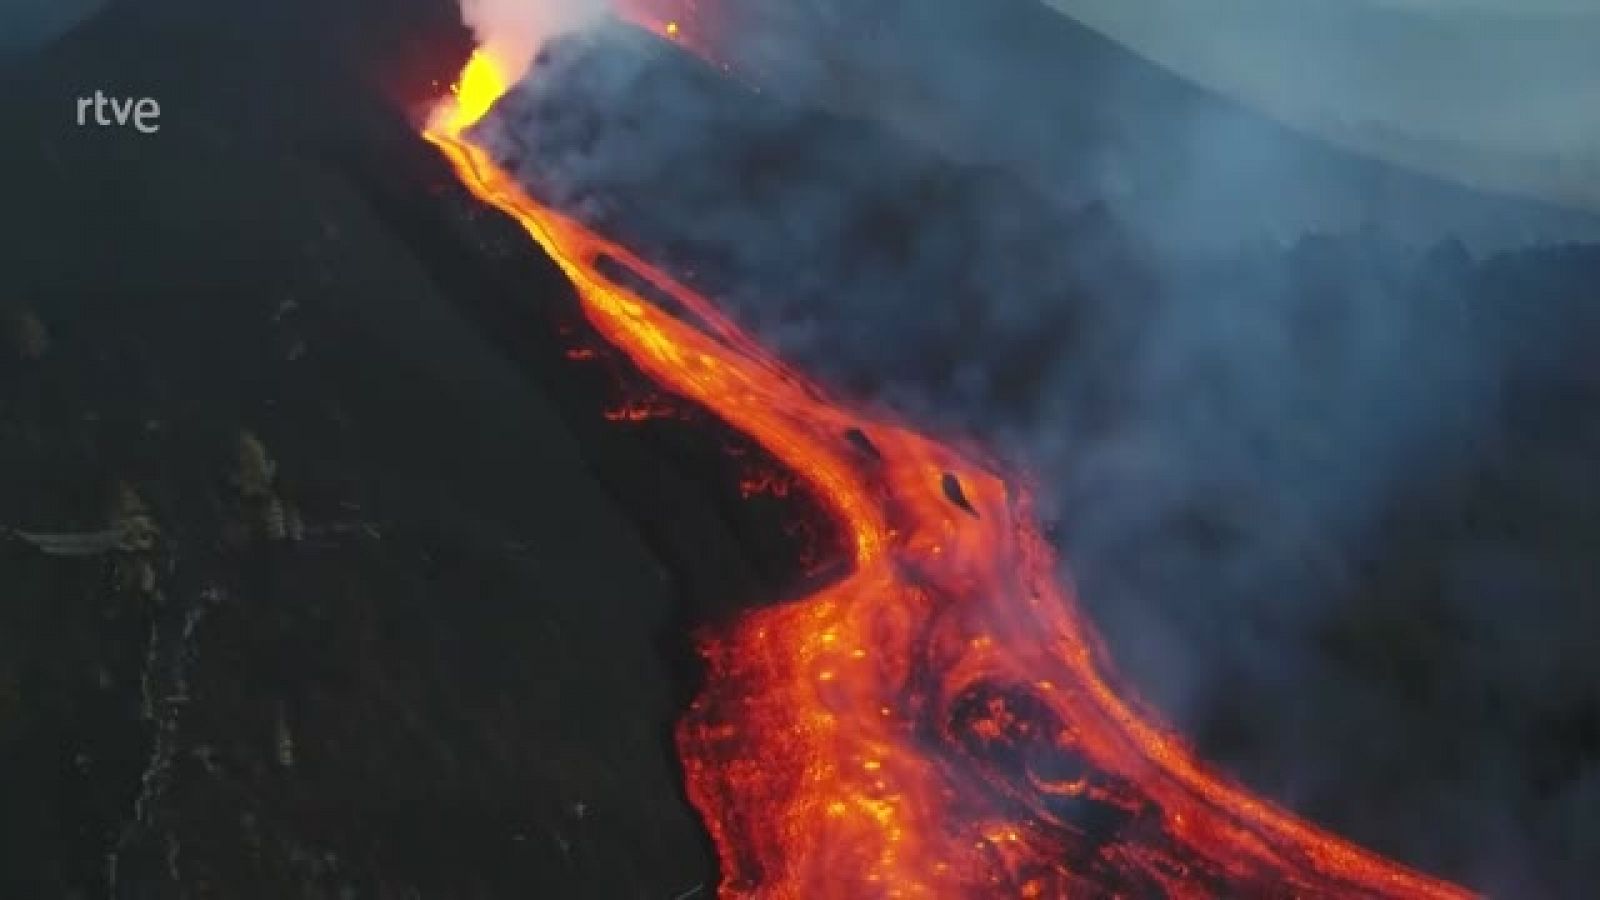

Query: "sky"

xmin=1373 ymin=0 xmax=1598 ymax=10
xmin=1046 ymin=0 xmax=1600 ymax=211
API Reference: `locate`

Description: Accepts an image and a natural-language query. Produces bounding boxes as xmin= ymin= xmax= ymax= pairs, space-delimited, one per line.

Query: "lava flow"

xmin=425 ymin=43 xmax=1476 ymax=900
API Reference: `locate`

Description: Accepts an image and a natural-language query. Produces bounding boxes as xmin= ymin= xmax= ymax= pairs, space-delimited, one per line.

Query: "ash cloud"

xmin=463 ymin=2 xmax=1600 ymax=895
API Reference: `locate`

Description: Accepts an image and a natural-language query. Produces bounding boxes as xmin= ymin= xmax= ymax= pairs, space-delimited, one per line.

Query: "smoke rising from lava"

xmin=455 ymin=0 xmax=604 ymax=83
xmin=453 ymin=1 xmax=1600 ymax=895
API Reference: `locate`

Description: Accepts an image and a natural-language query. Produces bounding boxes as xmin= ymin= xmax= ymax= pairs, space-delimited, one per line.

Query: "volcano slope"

xmin=0 ymin=2 xmax=731 ymax=896
xmin=1 ymin=1 xmax=1598 ymax=898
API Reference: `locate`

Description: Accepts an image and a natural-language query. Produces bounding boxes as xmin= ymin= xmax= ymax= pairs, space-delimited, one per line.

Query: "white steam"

xmin=459 ymin=0 xmax=610 ymax=81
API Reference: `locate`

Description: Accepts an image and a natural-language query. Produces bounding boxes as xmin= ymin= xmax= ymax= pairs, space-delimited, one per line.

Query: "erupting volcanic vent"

xmin=423 ymin=28 xmax=1476 ymax=900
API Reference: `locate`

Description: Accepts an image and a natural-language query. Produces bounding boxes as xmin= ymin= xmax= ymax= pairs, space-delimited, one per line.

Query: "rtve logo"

xmin=75 ymin=90 xmax=162 ymax=134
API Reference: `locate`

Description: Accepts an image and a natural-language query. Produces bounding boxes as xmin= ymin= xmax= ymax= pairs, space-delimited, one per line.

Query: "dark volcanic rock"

xmin=0 ymin=1 xmax=728 ymax=897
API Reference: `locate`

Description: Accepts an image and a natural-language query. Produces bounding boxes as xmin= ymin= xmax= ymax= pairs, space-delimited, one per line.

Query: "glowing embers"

xmin=603 ymin=396 xmax=683 ymax=422
xmin=614 ymin=0 xmax=718 ymax=56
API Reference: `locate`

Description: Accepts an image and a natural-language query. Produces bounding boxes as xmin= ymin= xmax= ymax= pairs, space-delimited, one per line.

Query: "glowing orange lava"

xmin=425 ymin=44 xmax=1476 ymax=900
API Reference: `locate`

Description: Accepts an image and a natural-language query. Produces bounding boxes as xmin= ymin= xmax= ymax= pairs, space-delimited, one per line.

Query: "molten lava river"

xmin=425 ymin=39 xmax=1477 ymax=900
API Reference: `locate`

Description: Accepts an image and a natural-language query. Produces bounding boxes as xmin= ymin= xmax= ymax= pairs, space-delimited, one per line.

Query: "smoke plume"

xmin=456 ymin=0 xmax=606 ymax=81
